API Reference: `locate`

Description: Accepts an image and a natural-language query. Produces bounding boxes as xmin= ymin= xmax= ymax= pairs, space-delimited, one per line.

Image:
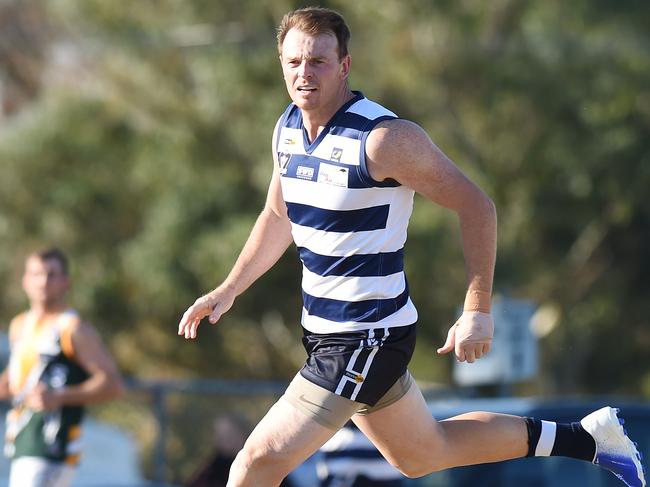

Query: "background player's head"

xmin=22 ymin=247 xmax=70 ymax=310
xmin=212 ymin=413 xmax=250 ymax=456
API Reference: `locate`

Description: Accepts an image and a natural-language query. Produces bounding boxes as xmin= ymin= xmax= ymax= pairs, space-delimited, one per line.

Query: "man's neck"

xmin=302 ymin=88 xmax=355 ymax=142
xmin=29 ymin=302 xmax=66 ymax=318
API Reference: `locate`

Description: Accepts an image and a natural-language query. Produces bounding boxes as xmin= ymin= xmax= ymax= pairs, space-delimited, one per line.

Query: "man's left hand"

xmin=436 ymin=311 xmax=494 ymax=363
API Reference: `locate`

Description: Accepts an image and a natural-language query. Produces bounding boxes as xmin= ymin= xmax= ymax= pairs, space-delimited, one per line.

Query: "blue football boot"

xmin=581 ymin=406 xmax=646 ymax=487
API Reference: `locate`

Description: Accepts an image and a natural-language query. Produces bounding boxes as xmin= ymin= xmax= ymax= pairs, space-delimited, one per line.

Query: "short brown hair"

xmin=31 ymin=247 xmax=69 ymax=275
xmin=277 ymin=7 xmax=351 ymax=60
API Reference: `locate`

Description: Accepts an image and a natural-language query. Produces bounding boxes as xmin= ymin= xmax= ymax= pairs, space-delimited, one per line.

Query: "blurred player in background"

xmin=0 ymin=248 xmax=124 ymax=487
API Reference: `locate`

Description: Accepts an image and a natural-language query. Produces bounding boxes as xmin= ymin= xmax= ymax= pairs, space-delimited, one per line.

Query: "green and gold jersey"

xmin=5 ymin=309 xmax=89 ymax=464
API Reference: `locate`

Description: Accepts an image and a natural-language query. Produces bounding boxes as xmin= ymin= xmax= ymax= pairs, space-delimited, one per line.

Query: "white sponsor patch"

xmin=317 ymin=162 xmax=349 ymax=187
xmin=296 ymin=165 xmax=315 ymax=180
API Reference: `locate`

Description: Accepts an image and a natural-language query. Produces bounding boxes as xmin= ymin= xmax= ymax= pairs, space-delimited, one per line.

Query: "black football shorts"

xmin=299 ymin=324 xmax=416 ymax=406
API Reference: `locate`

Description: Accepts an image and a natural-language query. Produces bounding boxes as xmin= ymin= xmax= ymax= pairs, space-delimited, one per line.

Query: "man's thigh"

xmin=241 ymin=393 xmax=341 ymax=472
xmin=352 ymin=381 xmax=445 ymax=466
xmin=284 ymin=372 xmax=363 ymax=430
xmin=9 ymin=456 xmax=76 ymax=487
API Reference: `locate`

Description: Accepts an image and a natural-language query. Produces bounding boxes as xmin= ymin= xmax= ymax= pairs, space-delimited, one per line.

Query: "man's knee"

xmin=389 ymin=457 xmax=447 ymax=478
xmin=382 ymin=444 xmax=449 ymax=478
xmin=229 ymin=445 xmax=293 ymax=483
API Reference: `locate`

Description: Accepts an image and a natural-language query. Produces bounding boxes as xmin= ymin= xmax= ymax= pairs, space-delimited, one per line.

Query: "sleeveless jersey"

xmin=5 ymin=310 xmax=89 ymax=464
xmin=276 ymin=91 xmax=418 ymax=333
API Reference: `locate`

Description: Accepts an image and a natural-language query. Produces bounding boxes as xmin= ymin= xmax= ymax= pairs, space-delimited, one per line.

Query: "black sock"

xmin=525 ymin=418 xmax=596 ymax=462
xmin=525 ymin=417 xmax=542 ymax=457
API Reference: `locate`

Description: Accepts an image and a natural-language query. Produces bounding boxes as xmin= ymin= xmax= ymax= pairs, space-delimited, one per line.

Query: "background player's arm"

xmin=0 ymin=316 xmax=22 ymax=402
xmin=24 ymin=320 xmax=124 ymax=411
xmin=0 ymin=369 xmax=10 ymax=402
xmin=366 ymin=119 xmax=497 ymax=362
xmin=178 ymin=122 xmax=294 ymax=339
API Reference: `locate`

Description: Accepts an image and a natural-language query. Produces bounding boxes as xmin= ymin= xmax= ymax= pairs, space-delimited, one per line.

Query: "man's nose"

xmin=31 ymin=276 xmax=47 ymax=288
xmin=298 ymin=60 xmax=312 ymax=79
xmin=43 ymin=273 xmax=59 ymax=285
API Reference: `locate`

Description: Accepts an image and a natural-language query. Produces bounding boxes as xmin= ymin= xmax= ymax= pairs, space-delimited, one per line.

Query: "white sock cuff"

xmin=535 ymin=420 xmax=557 ymax=457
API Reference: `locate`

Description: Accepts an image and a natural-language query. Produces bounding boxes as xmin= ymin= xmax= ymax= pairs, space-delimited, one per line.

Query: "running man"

xmin=0 ymin=248 xmax=124 ymax=487
xmin=178 ymin=7 xmax=646 ymax=487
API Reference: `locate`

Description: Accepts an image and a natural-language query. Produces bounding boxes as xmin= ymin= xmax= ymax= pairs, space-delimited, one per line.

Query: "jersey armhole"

xmin=358 ymin=116 xmax=402 ymax=188
xmin=59 ymin=319 xmax=77 ymax=360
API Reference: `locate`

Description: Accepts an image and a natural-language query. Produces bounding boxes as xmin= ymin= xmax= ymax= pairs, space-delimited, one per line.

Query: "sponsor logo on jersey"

xmin=330 ymin=147 xmax=343 ymax=162
xmin=296 ymin=166 xmax=315 ymax=180
xmin=317 ymin=163 xmax=348 ymax=187
xmin=278 ymin=152 xmax=291 ymax=174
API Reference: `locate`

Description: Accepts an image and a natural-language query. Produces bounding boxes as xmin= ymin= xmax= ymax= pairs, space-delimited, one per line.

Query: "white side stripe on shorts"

xmin=335 ymin=333 xmax=368 ymax=398
xmin=350 ymin=345 xmax=379 ymax=401
xmin=334 ymin=328 xmax=390 ymax=401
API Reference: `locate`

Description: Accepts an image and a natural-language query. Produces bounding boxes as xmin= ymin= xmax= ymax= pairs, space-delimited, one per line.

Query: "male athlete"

xmin=178 ymin=7 xmax=646 ymax=487
xmin=0 ymin=248 xmax=124 ymax=487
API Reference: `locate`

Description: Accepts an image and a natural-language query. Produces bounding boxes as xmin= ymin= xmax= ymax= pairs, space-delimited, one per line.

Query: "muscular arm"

xmin=367 ymin=119 xmax=496 ymax=293
xmin=366 ymin=119 xmax=497 ymax=361
xmin=178 ymin=123 xmax=294 ymax=339
xmin=25 ymin=320 xmax=124 ymax=411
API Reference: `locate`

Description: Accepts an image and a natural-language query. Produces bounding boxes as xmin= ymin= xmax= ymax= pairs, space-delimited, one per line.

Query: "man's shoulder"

xmin=8 ymin=312 xmax=25 ymax=344
xmin=365 ymin=118 xmax=434 ymax=181
xmin=8 ymin=311 xmax=31 ymax=333
xmin=48 ymin=309 xmax=86 ymax=340
xmin=368 ymin=118 xmax=425 ymax=146
xmin=9 ymin=311 xmax=28 ymax=325
xmin=58 ymin=308 xmax=82 ymax=324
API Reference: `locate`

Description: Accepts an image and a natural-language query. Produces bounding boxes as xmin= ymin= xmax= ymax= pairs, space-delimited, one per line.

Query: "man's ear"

xmin=340 ymin=54 xmax=351 ymax=80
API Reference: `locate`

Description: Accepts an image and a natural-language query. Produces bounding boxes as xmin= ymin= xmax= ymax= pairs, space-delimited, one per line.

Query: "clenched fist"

xmin=436 ymin=311 xmax=494 ymax=363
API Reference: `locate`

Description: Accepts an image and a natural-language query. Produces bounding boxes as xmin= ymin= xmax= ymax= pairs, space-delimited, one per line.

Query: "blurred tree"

xmin=0 ymin=0 xmax=52 ymax=116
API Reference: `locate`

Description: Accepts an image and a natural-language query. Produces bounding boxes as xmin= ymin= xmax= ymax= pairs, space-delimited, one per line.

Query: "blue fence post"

xmin=152 ymin=384 xmax=167 ymax=484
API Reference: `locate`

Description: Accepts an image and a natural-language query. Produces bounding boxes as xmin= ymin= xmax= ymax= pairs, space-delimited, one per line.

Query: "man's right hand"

xmin=177 ymin=287 xmax=236 ymax=339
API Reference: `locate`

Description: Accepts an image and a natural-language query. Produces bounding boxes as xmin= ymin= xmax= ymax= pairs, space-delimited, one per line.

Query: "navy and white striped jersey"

xmin=275 ymin=92 xmax=418 ymax=333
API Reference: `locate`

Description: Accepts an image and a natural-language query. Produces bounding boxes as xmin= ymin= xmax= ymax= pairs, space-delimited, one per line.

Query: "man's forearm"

xmin=458 ymin=194 xmax=497 ymax=296
xmin=55 ymin=371 xmax=124 ymax=407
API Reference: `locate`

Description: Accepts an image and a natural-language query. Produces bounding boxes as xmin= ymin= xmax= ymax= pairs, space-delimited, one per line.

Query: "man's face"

xmin=22 ymin=256 xmax=69 ymax=308
xmin=280 ymin=28 xmax=350 ymax=113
